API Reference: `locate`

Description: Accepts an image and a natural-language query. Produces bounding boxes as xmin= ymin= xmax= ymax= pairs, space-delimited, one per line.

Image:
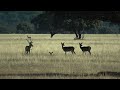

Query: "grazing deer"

xmin=50 ymin=31 xmax=56 ymax=38
xmin=61 ymin=42 xmax=76 ymax=55
xmin=49 ymin=52 xmax=53 ymax=55
xmin=79 ymin=43 xmax=91 ymax=55
xmin=49 ymin=24 xmax=55 ymax=38
xmin=25 ymin=39 xmax=33 ymax=54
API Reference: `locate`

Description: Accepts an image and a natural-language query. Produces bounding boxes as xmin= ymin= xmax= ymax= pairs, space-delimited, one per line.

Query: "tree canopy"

xmin=31 ymin=11 xmax=120 ymax=39
xmin=0 ymin=11 xmax=120 ymax=35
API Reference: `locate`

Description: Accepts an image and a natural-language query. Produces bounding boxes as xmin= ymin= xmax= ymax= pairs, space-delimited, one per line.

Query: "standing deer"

xmin=61 ymin=42 xmax=76 ymax=55
xmin=25 ymin=39 xmax=33 ymax=54
xmin=79 ymin=43 xmax=91 ymax=55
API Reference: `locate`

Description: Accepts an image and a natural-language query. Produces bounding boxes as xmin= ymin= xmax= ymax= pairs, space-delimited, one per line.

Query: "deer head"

xmin=49 ymin=52 xmax=53 ymax=55
xmin=26 ymin=39 xmax=33 ymax=47
xmin=61 ymin=42 xmax=65 ymax=46
xmin=79 ymin=43 xmax=83 ymax=47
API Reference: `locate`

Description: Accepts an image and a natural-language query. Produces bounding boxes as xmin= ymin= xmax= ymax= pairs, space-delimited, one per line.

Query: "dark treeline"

xmin=0 ymin=11 xmax=120 ymax=37
xmin=0 ymin=11 xmax=42 ymax=34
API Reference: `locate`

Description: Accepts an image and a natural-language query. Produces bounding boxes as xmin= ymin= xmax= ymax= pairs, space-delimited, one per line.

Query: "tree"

xmin=16 ymin=23 xmax=34 ymax=34
xmin=86 ymin=19 xmax=103 ymax=34
xmin=0 ymin=26 xmax=9 ymax=33
xmin=31 ymin=11 xmax=88 ymax=39
xmin=62 ymin=18 xmax=85 ymax=39
xmin=31 ymin=11 xmax=120 ymax=38
xmin=73 ymin=18 xmax=87 ymax=39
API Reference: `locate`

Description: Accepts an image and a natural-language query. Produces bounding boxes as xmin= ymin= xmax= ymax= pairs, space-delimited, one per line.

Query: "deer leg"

xmin=26 ymin=51 xmax=28 ymax=54
xmin=74 ymin=51 xmax=76 ymax=54
xmin=72 ymin=51 xmax=76 ymax=54
xmin=83 ymin=51 xmax=85 ymax=55
xmin=89 ymin=51 xmax=91 ymax=55
xmin=29 ymin=50 xmax=30 ymax=54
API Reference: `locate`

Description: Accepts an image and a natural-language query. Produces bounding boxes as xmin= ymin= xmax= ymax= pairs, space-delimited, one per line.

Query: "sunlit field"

xmin=0 ymin=34 xmax=120 ymax=79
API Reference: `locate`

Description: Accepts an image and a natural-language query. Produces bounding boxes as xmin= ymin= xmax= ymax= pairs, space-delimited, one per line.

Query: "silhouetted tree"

xmin=31 ymin=11 xmax=120 ymax=38
xmin=16 ymin=23 xmax=34 ymax=34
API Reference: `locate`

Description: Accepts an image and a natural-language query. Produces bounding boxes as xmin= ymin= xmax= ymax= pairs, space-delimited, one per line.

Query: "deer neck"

xmin=62 ymin=45 xmax=64 ymax=49
xmin=80 ymin=45 xmax=82 ymax=48
xmin=29 ymin=45 xmax=32 ymax=48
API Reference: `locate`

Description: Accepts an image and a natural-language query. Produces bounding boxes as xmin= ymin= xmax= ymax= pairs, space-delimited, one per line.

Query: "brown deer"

xmin=61 ymin=42 xmax=76 ymax=55
xmin=49 ymin=52 xmax=53 ymax=55
xmin=79 ymin=43 xmax=91 ymax=55
xmin=25 ymin=39 xmax=33 ymax=54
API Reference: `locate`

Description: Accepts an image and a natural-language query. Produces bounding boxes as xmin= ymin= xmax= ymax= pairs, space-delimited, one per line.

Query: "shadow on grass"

xmin=0 ymin=71 xmax=120 ymax=78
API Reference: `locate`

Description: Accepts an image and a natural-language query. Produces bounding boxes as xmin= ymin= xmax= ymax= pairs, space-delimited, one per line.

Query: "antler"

xmin=30 ymin=38 xmax=33 ymax=43
xmin=26 ymin=39 xmax=29 ymax=43
xmin=26 ymin=35 xmax=33 ymax=43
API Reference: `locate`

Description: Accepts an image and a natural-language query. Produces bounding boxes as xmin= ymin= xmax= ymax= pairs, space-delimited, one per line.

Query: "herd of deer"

xmin=61 ymin=42 xmax=91 ymax=55
xmin=25 ymin=35 xmax=91 ymax=55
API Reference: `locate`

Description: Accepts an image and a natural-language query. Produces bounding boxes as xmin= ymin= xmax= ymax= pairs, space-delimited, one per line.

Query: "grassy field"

xmin=0 ymin=34 xmax=120 ymax=79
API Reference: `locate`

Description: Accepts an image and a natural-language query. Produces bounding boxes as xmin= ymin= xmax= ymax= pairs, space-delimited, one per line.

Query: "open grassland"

xmin=0 ymin=34 xmax=120 ymax=79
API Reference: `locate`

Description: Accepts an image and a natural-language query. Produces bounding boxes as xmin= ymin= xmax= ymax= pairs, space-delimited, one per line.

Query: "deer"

xmin=79 ymin=43 xmax=91 ymax=55
xmin=61 ymin=42 xmax=76 ymax=55
xmin=49 ymin=52 xmax=53 ymax=55
xmin=25 ymin=39 xmax=33 ymax=54
xmin=50 ymin=31 xmax=56 ymax=38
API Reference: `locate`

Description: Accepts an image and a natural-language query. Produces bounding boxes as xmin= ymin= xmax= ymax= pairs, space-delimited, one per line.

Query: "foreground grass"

xmin=0 ymin=34 xmax=120 ymax=79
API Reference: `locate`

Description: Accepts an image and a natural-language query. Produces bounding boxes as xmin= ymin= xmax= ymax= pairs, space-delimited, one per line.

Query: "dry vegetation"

xmin=0 ymin=34 xmax=120 ymax=79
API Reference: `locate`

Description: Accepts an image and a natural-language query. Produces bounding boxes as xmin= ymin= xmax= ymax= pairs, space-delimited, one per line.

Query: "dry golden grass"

xmin=0 ymin=34 xmax=120 ymax=79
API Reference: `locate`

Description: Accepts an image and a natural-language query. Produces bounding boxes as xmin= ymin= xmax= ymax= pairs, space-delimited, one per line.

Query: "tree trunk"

xmin=75 ymin=33 xmax=79 ymax=38
xmin=74 ymin=30 xmax=82 ymax=39
xmin=78 ymin=34 xmax=82 ymax=39
xmin=78 ymin=29 xmax=82 ymax=39
xmin=74 ymin=30 xmax=78 ymax=38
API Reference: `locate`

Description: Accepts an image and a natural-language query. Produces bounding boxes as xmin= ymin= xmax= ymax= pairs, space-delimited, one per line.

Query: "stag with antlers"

xmin=25 ymin=39 xmax=33 ymax=54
